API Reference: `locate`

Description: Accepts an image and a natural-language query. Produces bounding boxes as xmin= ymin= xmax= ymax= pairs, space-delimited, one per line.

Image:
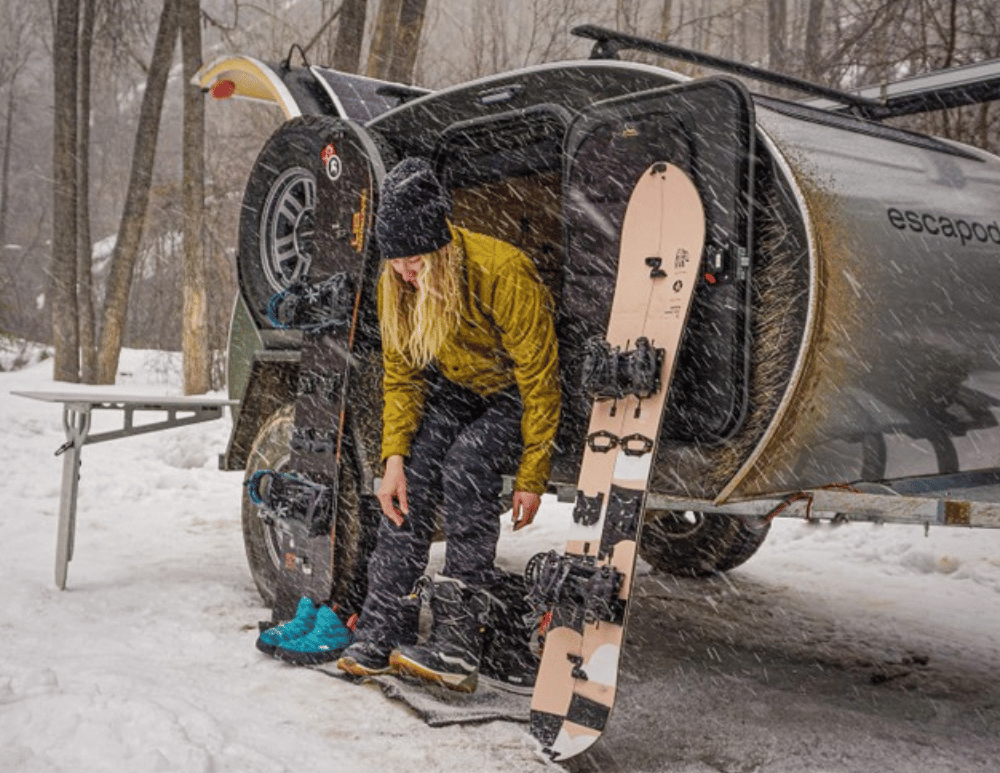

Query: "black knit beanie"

xmin=375 ymin=157 xmax=452 ymax=259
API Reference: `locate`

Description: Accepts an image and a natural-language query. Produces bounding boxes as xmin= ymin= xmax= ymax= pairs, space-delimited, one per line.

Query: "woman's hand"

xmin=511 ymin=491 xmax=541 ymax=531
xmin=377 ymin=455 xmax=408 ymax=527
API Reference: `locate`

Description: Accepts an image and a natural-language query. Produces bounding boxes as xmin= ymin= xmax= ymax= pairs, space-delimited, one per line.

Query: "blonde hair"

xmin=379 ymin=237 xmax=465 ymax=368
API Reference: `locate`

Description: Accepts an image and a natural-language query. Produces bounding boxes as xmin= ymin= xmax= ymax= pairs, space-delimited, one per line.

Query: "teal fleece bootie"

xmin=275 ymin=605 xmax=354 ymax=666
xmin=255 ymin=597 xmax=318 ymax=656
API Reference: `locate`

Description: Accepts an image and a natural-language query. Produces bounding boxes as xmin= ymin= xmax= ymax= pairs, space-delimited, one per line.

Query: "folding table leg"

xmin=55 ymin=406 xmax=91 ymax=590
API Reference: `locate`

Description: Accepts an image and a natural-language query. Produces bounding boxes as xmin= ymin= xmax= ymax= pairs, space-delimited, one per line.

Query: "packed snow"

xmin=2 ymin=349 xmax=999 ymax=772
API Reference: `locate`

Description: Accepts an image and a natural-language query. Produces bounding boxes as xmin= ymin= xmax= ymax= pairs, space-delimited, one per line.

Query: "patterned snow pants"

xmin=354 ymin=376 xmax=524 ymax=649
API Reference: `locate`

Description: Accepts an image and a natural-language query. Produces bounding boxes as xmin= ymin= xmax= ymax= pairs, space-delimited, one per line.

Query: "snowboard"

xmin=528 ymin=161 xmax=705 ymax=760
xmin=250 ymin=120 xmax=378 ymax=624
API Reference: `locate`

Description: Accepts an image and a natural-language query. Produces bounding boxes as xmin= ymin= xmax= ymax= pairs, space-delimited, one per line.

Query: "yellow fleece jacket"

xmin=379 ymin=227 xmax=560 ymax=494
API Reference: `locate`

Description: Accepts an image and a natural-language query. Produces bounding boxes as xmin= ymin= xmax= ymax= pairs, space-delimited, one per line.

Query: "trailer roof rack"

xmin=573 ymin=25 xmax=1000 ymax=121
xmin=572 ymin=24 xmax=886 ymax=118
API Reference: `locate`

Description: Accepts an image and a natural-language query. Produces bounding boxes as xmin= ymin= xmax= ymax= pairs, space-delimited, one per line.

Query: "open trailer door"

xmin=560 ymin=78 xmax=757 ymax=452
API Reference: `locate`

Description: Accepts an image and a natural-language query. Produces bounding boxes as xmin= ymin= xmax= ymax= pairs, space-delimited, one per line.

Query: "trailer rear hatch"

xmin=559 ymin=78 xmax=756 ymax=464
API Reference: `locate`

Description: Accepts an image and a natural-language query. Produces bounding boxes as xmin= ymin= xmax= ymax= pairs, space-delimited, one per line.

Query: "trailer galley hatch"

xmin=562 ymin=78 xmax=757 ymax=445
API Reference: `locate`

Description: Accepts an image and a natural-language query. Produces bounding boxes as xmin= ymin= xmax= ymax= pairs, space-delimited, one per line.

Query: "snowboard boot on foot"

xmin=337 ymin=640 xmax=395 ymax=676
xmin=274 ymin=605 xmax=353 ymax=666
xmin=255 ymin=596 xmax=318 ymax=657
xmin=337 ymin=583 xmax=421 ymax=678
xmin=390 ymin=577 xmax=490 ymax=693
xmin=479 ymin=574 xmax=540 ymax=694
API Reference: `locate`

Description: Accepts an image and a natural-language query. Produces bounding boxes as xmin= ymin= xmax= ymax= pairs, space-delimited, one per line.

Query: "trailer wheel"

xmin=241 ymin=404 xmax=376 ymax=609
xmin=639 ymin=509 xmax=770 ymax=577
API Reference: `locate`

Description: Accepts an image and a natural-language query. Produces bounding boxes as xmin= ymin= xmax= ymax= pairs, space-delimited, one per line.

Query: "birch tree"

xmin=51 ymin=0 xmax=81 ymax=382
xmin=77 ymin=0 xmax=97 ymax=383
xmin=180 ymin=0 xmax=209 ymax=394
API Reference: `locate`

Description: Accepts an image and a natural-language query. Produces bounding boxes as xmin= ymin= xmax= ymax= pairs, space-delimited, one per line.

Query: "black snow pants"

xmin=354 ymin=376 xmax=524 ymax=649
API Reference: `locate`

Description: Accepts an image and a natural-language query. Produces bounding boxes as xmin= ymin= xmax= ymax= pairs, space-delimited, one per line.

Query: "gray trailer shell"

xmin=197 ymin=53 xmax=1000 ymax=529
xmin=724 ymin=105 xmax=1000 ymax=496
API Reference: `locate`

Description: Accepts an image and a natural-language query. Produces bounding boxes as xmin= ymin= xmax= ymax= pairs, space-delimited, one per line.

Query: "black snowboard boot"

xmin=390 ymin=576 xmax=490 ymax=693
xmin=479 ymin=572 xmax=540 ymax=694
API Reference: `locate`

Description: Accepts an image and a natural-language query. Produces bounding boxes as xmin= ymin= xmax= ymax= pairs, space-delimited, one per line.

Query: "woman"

xmin=336 ymin=157 xmax=560 ymax=692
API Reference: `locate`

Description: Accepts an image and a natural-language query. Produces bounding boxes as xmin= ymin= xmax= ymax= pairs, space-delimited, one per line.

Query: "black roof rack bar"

xmin=572 ymin=24 xmax=887 ymax=118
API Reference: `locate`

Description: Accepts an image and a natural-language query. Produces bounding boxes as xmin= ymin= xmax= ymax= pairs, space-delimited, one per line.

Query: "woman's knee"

xmin=441 ymin=441 xmax=504 ymax=500
xmin=373 ymin=513 xmax=433 ymax=560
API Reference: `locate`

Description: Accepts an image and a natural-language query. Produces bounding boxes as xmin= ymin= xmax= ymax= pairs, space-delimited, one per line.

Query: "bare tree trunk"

xmin=366 ymin=0 xmax=402 ymax=80
xmin=387 ymin=0 xmax=428 ymax=83
xmin=941 ymin=0 xmax=958 ymax=69
xmin=0 ymin=7 xmax=31 ymax=252
xmin=96 ymin=0 xmax=179 ymax=384
xmin=804 ymin=0 xmax=825 ymax=82
xmin=77 ymin=0 xmax=97 ymax=383
xmin=939 ymin=0 xmax=959 ymax=138
xmin=180 ymin=0 xmax=209 ymax=394
xmin=659 ymin=0 xmax=674 ymax=40
xmin=0 ymin=79 xmax=16 ymax=249
xmin=767 ymin=0 xmax=787 ymax=74
xmin=332 ymin=0 xmax=367 ymax=73
xmin=51 ymin=0 xmax=81 ymax=382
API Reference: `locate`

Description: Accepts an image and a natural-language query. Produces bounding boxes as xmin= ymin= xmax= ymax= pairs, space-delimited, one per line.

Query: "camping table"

xmin=12 ymin=391 xmax=237 ymax=589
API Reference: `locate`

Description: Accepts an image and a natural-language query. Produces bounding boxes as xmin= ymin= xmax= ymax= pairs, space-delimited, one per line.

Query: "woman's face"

xmin=389 ymin=255 xmax=425 ymax=288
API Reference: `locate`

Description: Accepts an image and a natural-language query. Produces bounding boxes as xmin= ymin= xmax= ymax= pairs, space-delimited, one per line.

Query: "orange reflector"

xmin=211 ymin=79 xmax=237 ymax=100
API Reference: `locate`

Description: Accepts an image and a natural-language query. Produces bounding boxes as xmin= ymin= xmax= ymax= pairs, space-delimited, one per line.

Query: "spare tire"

xmin=237 ymin=115 xmax=386 ymax=329
xmin=639 ymin=509 xmax=770 ymax=577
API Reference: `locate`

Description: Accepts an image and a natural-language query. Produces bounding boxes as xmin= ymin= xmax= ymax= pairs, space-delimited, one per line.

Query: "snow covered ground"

xmin=2 ymin=350 xmax=999 ymax=772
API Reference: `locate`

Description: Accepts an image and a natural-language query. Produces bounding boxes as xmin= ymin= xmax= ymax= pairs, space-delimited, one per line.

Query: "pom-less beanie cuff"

xmin=375 ymin=158 xmax=453 ymax=259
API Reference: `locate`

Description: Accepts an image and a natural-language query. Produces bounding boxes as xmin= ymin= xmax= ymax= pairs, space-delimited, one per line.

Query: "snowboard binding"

xmin=579 ymin=335 xmax=665 ymax=401
xmin=246 ymin=470 xmax=334 ymax=537
xmin=525 ymin=550 xmax=625 ymax=626
xmin=267 ymin=272 xmax=356 ymax=331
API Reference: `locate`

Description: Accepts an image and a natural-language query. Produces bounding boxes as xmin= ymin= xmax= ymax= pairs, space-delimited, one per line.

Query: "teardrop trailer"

xmin=196 ymin=26 xmax=1000 ymax=631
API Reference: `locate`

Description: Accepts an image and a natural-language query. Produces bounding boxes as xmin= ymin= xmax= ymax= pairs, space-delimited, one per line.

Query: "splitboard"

xmin=528 ymin=161 xmax=705 ymax=760
xmin=246 ymin=116 xmax=378 ymax=623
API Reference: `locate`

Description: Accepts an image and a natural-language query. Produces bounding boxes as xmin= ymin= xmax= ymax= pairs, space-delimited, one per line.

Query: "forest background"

xmin=2 ymin=0 xmax=998 ymax=393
